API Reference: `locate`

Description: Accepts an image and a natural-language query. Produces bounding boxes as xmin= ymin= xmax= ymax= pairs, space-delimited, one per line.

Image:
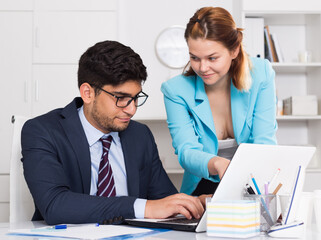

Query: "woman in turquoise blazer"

xmin=161 ymin=7 xmax=277 ymax=195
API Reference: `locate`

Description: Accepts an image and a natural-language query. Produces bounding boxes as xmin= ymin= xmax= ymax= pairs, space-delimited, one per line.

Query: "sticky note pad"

xmin=207 ymin=200 xmax=260 ymax=238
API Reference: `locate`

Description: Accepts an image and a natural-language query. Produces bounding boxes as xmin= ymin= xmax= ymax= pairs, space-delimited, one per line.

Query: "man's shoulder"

xmin=23 ymin=98 xmax=80 ymax=130
xmin=24 ymin=108 xmax=62 ymax=128
xmin=125 ymin=120 xmax=150 ymax=134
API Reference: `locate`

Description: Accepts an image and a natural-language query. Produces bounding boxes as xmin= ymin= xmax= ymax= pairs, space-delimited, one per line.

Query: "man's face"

xmin=84 ymin=80 xmax=142 ymax=133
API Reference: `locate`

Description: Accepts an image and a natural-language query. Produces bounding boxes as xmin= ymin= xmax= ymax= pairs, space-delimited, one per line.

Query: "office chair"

xmin=9 ymin=115 xmax=34 ymax=223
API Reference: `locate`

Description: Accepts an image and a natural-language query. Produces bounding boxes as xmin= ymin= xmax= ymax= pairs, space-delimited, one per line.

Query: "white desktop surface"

xmin=0 ymin=221 xmax=320 ymax=240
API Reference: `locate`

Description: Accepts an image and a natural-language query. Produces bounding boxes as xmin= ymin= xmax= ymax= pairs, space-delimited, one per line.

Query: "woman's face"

xmin=187 ymin=38 xmax=238 ymax=87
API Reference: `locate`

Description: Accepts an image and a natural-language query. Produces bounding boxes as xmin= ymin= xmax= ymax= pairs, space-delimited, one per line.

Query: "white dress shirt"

xmin=78 ymin=106 xmax=146 ymax=218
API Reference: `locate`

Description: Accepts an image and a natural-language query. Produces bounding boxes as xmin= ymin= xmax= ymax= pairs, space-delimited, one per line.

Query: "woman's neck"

xmin=205 ymin=75 xmax=230 ymax=94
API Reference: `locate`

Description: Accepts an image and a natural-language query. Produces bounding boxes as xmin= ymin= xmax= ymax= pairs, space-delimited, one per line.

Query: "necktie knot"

xmin=100 ymin=135 xmax=113 ymax=150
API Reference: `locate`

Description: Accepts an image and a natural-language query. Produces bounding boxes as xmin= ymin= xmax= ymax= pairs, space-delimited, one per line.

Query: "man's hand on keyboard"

xmin=144 ymin=193 xmax=204 ymax=219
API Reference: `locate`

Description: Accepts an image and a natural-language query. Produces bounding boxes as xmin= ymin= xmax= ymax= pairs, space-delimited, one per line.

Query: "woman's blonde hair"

xmin=184 ymin=7 xmax=252 ymax=91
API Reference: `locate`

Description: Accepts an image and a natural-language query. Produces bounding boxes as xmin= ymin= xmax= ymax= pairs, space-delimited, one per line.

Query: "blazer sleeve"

xmin=22 ymin=119 xmax=136 ymax=225
xmin=250 ymin=59 xmax=278 ymax=144
xmin=161 ymin=81 xmax=217 ymax=181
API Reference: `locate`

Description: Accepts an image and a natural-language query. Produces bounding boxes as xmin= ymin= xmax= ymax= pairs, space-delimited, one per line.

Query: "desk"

xmin=0 ymin=221 xmax=320 ymax=240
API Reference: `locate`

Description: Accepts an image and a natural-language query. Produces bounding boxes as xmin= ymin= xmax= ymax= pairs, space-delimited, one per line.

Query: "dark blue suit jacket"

xmin=21 ymin=97 xmax=177 ymax=225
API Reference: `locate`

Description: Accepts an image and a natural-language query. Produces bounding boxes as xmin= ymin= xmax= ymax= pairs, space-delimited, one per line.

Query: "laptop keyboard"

xmin=157 ymin=218 xmax=199 ymax=224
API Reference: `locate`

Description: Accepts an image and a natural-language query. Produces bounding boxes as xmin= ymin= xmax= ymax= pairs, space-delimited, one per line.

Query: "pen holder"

xmin=243 ymin=194 xmax=277 ymax=232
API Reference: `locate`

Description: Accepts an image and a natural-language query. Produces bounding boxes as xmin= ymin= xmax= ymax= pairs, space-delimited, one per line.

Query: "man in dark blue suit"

xmin=21 ymin=40 xmax=204 ymax=225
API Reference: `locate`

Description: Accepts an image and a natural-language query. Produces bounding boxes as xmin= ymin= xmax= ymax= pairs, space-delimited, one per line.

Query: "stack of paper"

xmin=207 ymin=200 xmax=260 ymax=238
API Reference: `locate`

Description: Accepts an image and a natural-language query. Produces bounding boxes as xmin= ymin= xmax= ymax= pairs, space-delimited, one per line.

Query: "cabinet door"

xmin=34 ymin=0 xmax=117 ymax=11
xmin=32 ymin=65 xmax=80 ymax=116
xmin=33 ymin=11 xmax=118 ymax=64
xmin=0 ymin=12 xmax=32 ymax=174
xmin=0 ymin=176 xmax=9 ymax=203
xmin=0 ymin=0 xmax=32 ymax=10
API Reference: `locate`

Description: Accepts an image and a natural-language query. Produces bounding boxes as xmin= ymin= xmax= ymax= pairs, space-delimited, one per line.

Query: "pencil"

xmin=272 ymin=183 xmax=283 ymax=195
xmin=268 ymin=168 xmax=281 ymax=192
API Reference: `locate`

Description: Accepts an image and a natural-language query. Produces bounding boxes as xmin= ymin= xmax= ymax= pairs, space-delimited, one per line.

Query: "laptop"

xmin=125 ymin=143 xmax=316 ymax=232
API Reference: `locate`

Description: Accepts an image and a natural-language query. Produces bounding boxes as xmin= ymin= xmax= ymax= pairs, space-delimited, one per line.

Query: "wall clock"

xmin=155 ymin=25 xmax=189 ymax=69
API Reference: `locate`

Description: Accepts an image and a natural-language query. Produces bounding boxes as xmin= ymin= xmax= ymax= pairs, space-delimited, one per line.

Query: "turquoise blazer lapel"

xmin=191 ymin=76 xmax=216 ymax=136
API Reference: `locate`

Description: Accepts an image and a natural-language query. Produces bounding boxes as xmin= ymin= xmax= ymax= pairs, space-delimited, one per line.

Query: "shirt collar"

xmin=78 ymin=106 xmax=120 ymax=147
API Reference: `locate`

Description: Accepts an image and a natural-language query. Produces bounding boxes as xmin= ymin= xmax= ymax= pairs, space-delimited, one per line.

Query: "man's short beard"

xmin=92 ymin=101 xmax=130 ymax=133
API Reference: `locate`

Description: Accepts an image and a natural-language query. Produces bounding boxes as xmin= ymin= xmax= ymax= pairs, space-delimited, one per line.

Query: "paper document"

xmin=9 ymin=224 xmax=154 ymax=239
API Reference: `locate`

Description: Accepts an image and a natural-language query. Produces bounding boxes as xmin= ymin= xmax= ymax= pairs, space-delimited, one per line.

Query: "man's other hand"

xmin=144 ymin=193 xmax=204 ymax=219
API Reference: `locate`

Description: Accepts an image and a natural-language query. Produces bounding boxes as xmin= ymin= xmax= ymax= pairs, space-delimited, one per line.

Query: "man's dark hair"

xmin=78 ymin=40 xmax=147 ymax=90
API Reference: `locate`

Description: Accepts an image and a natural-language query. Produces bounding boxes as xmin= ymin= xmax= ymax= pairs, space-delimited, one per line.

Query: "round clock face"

xmin=155 ymin=26 xmax=189 ymax=69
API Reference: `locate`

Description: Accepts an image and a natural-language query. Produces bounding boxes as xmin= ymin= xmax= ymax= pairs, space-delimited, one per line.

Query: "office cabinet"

xmin=0 ymin=12 xmax=32 ymax=174
xmin=0 ymin=0 xmax=118 ymax=222
xmin=33 ymin=12 xmax=117 ymax=64
xmin=31 ymin=65 xmax=80 ymax=116
xmin=31 ymin=1 xmax=118 ymax=115
xmin=0 ymin=174 xmax=10 ymax=222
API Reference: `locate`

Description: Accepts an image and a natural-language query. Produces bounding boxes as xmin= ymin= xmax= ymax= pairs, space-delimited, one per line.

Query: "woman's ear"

xmin=79 ymin=83 xmax=95 ymax=104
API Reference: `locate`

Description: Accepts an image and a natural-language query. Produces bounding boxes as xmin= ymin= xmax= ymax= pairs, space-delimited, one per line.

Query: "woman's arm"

xmin=161 ymin=81 xmax=218 ymax=180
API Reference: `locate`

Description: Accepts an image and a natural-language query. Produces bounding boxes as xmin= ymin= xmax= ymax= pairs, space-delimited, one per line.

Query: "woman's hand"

xmin=207 ymin=156 xmax=230 ymax=179
xmin=198 ymin=194 xmax=213 ymax=208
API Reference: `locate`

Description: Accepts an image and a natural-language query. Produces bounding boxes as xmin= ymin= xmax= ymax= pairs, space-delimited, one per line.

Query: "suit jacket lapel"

xmin=59 ymin=98 xmax=91 ymax=194
xmin=191 ymin=76 xmax=216 ymax=135
xmin=119 ymin=128 xmax=139 ymax=197
xmin=231 ymin=82 xmax=250 ymax=142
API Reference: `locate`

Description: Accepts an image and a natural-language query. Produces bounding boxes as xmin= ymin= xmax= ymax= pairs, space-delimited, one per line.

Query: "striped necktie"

xmin=97 ymin=135 xmax=116 ymax=197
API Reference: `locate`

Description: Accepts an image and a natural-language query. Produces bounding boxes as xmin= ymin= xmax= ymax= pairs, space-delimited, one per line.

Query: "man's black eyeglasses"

xmin=94 ymin=86 xmax=148 ymax=108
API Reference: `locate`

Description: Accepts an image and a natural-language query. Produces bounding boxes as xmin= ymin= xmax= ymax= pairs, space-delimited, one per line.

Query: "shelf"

xmin=277 ymin=115 xmax=321 ymax=121
xmin=271 ymin=62 xmax=321 ymax=73
xmin=244 ymin=12 xmax=320 ymax=25
xmin=306 ymin=168 xmax=321 ymax=173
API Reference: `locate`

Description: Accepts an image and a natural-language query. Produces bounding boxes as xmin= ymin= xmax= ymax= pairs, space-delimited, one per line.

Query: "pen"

xmin=31 ymin=223 xmax=99 ymax=232
xmin=251 ymin=174 xmax=261 ymax=195
xmin=264 ymin=182 xmax=270 ymax=208
xmin=48 ymin=224 xmax=67 ymax=229
xmin=272 ymin=183 xmax=283 ymax=195
xmin=48 ymin=223 xmax=99 ymax=230
xmin=264 ymin=182 xmax=269 ymax=195
xmin=246 ymin=184 xmax=255 ymax=194
xmin=268 ymin=168 xmax=280 ymax=192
